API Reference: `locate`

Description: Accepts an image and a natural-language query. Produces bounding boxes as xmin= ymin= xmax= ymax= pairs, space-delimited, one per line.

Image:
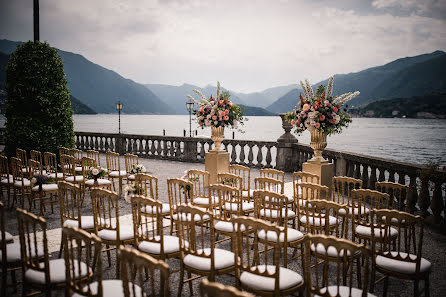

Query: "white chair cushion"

xmin=75 ymin=166 xmax=83 ymax=172
xmin=355 ymin=225 xmax=398 ymax=238
xmin=109 ymin=170 xmax=127 ymax=177
xmin=72 ymin=279 xmax=143 ymax=297
xmin=138 ymin=235 xmax=184 ymax=254
xmin=214 ymin=221 xmax=247 ymax=233
xmin=242 ymin=189 xmax=255 ymax=198
xmin=376 ymin=251 xmax=432 ymax=274
xmin=339 ymin=206 xmax=370 ymax=216
xmin=258 ymin=228 xmax=304 ymax=243
xmin=0 ymin=242 xmax=44 ymax=263
xmin=223 ymin=202 xmax=254 ymax=212
xmin=48 ymin=172 xmax=64 ymax=179
xmin=171 ymin=213 xmax=210 ymax=222
xmin=32 ymin=184 xmax=58 ymax=192
xmin=97 ymin=225 xmax=134 ymax=241
xmin=63 ymin=216 xmax=95 ymax=230
xmin=128 ymin=174 xmax=135 ymax=180
xmin=260 ymin=208 xmax=295 ymax=218
xmin=14 ymin=178 xmax=31 ymax=187
xmin=193 ymin=197 xmax=211 ymax=205
xmin=65 ymin=176 xmax=85 ymax=182
xmin=311 ymin=243 xmax=352 ymax=257
xmin=300 ymin=215 xmax=337 ymax=226
xmin=141 ymin=203 xmax=171 ymax=214
xmin=1 ymin=175 xmax=14 ymax=184
xmin=240 ymin=264 xmax=303 ymax=291
xmin=183 ymin=248 xmax=235 ymax=271
xmin=25 ymin=258 xmax=90 ymax=284
xmin=85 ymin=179 xmax=112 ymax=186
xmin=316 ymin=286 xmax=376 ymax=297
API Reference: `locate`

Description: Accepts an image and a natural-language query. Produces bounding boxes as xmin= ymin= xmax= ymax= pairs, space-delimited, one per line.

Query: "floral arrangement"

xmin=187 ymin=82 xmax=245 ymax=130
xmin=179 ymin=171 xmax=199 ymax=191
xmin=123 ymin=184 xmax=146 ymax=203
xmin=31 ymin=173 xmax=54 ymax=186
xmin=286 ymin=76 xmax=360 ymax=135
xmin=87 ymin=166 xmax=107 ymax=179
xmin=130 ymin=164 xmax=146 ymax=175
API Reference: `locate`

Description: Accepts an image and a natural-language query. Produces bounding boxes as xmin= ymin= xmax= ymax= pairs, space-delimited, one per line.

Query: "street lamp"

xmin=186 ymin=100 xmax=194 ymax=137
xmin=116 ymin=101 xmax=123 ymax=134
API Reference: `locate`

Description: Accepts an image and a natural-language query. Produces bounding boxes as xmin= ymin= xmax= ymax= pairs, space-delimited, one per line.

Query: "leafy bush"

xmin=5 ymin=41 xmax=74 ymax=157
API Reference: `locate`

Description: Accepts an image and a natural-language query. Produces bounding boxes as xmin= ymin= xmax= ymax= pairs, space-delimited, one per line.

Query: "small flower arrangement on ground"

xmin=87 ymin=166 xmax=107 ymax=179
xmin=31 ymin=173 xmax=54 ymax=187
xmin=123 ymin=184 xmax=146 ymax=203
xmin=187 ymin=81 xmax=245 ymax=131
xmin=130 ymin=164 xmax=146 ymax=175
xmin=285 ymin=76 xmax=360 ymax=135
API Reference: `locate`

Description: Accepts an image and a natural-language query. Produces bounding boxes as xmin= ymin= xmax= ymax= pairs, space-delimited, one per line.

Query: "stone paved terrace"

xmin=2 ymin=156 xmax=446 ymax=297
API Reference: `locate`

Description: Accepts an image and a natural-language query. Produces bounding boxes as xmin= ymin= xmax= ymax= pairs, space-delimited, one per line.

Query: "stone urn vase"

xmin=308 ymin=129 xmax=328 ymax=164
xmin=211 ymin=126 xmax=225 ymax=151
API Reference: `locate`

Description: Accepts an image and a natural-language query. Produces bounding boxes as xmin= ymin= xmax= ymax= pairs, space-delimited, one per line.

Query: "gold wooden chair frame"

xmin=29 ymin=159 xmax=58 ymax=215
xmin=16 ymin=148 xmax=28 ymax=174
xmin=0 ymin=156 xmax=13 ymax=208
xmin=332 ymin=176 xmax=363 ymax=206
xmin=70 ymin=148 xmax=84 ymax=173
xmin=254 ymin=176 xmax=284 ymax=195
xmin=188 ymin=169 xmax=212 ymax=209
xmin=167 ymin=178 xmax=193 ymax=234
xmin=370 ymin=209 xmax=430 ymax=297
xmin=260 ymin=168 xmax=285 ymax=184
xmin=106 ymin=151 xmax=126 ymax=196
xmin=83 ymin=157 xmax=112 ymax=194
xmin=292 ymin=171 xmax=320 ymax=211
xmin=217 ymin=172 xmax=244 ymax=199
xmin=135 ymin=173 xmax=171 ymax=220
xmin=44 ymin=152 xmax=63 ymax=181
xmin=30 ymin=150 xmax=44 ymax=168
xmin=120 ymin=246 xmax=170 ymax=297
xmin=200 ymin=279 xmax=255 ymax=297
xmin=232 ymin=215 xmax=305 ymax=296
xmin=11 ymin=157 xmax=31 ymax=209
xmin=61 ymin=154 xmax=85 ymax=199
xmin=177 ymin=204 xmax=235 ymax=297
xmin=58 ymin=147 xmax=70 ymax=159
xmin=124 ymin=153 xmax=139 ymax=183
xmin=375 ymin=181 xmax=409 ymax=212
xmin=229 ymin=164 xmax=252 ymax=201
xmin=295 ymin=182 xmax=329 ymax=229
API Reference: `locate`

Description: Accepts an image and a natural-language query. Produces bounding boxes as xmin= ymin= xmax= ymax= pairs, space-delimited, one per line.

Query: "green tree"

xmin=5 ymin=41 xmax=74 ymax=157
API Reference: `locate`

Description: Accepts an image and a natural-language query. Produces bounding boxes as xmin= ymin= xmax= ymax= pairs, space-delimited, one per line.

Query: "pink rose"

xmin=329 ymin=119 xmax=336 ymax=124
xmin=291 ymin=120 xmax=295 ymax=125
xmin=303 ymin=104 xmax=310 ymax=111
xmin=225 ymin=109 xmax=229 ymax=115
xmin=315 ymin=122 xmax=320 ymax=129
xmin=333 ymin=107 xmax=338 ymax=112
xmin=200 ymin=106 xmax=204 ymax=112
xmin=212 ymin=115 xmax=217 ymax=120
xmin=220 ymin=111 xmax=225 ymax=117
xmin=224 ymin=115 xmax=229 ymax=121
xmin=229 ymin=102 xmax=233 ymax=106
xmin=319 ymin=115 xmax=325 ymax=121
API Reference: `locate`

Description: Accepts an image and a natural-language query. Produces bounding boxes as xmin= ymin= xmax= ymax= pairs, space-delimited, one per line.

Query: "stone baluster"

xmin=156 ymin=140 xmax=162 ymax=156
xmin=346 ymin=161 xmax=354 ymax=177
xmin=378 ymin=169 xmax=385 ymax=182
xmin=368 ymin=166 xmax=377 ymax=189
xmin=266 ymin=145 xmax=272 ymax=168
xmin=139 ymin=139 xmax=144 ymax=155
xmin=239 ymin=143 xmax=246 ymax=165
xmin=418 ymin=178 xmax=431 ymax=217
xmin=257 ymin=145 xmax=264 ymax=167
xmin=149 ymin=140 xmax=154 ymax=156
xmin=231 ymin=144 xmax=237 ymax=163
xmin=398 ymin=172 xmax=406 ymax=185
xmin=407 ymin=176 xmax=418 ymax=214
xmin=431 ymin=179 xmax=445 ymax=224
xmin=247 ymin=144 xmax=254 ymax=166
xmin=354 ymin=163 xmax=361 ymax=179
xmin=169 ymin=140 xmax=175 ymax=157
xmin=361 ymin=164 xmax=369 ymax=189
xmin=75 ymin=136 xmax=80 ymax=148
xmin=388 ymin=170 xmax=395 ymax=183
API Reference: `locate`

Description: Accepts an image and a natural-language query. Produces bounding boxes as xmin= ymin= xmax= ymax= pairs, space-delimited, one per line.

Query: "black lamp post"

xmin=186 ymin=100 xmax=194 ymax=137
xmin=116 ymin=101 xmax=123 ymax=134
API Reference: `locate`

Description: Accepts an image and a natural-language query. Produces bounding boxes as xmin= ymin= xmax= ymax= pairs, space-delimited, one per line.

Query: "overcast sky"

xmin=0 ymin=0 xmax=445 ymax=93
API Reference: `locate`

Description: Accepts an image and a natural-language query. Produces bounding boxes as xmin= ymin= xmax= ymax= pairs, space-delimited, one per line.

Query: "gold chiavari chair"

xmin=44 ymin=152 xmax=64 ymax=181
xmin=295 ymin=182 xmax=329 ymax=229
xmin=30 ymin=150 xmax=44 ymax=168
xmin=218 ymin=172 xmax=243 ymax=195
xmin=91 ymin=188 xmax=134 ymax=278
xmin=58 ymin=147 xmax=70 ymax=159
xmin=70 ymin=148 xmax=84 ymax=173
xmin=124 ymin=153 xmax=139 ymax=183
xmin=17 ymin=208 xmax=90 ymax=296
xmin=188 ymin=169 xmax=212 ymax=208
xmin=0 ymin=156 xmax=13 ymax=207
xmin=11 ymin=157 xmax=31 ymax=209
xmin=87 ymin=150 xmax=101 ymax=167
xmin=370 ymin=209 xmax=431 ymax=297
xmin=232 ymin=215 xmax=305 ymax=296
xmin=83 ymin=157 xmax=112 ymax=193
xmin=351 ymin=189 xmax=393 ymax=245
xmin=106 ymin=151 xmax=126 ymax=196
xmin=255 ymin=176 xmax=284 ymax=194
xmin=135 ymin=173 xmax=171 ymax=219
xmin=200 ymin=279 xmax=255 ymax=297
xmin=61 ymin=154 xmax=85 ymax=198
xmin=229 ymin=164 xmax=252 ymax=201
xmin=332 ymin=176 xmax=363 ymax=205
xmin=120 ymin=246 xmax=171 ymax=297
xmin=375 ymin=181 xmax=410 ymax=212
xmin=177 ymin=205 xmax=235 ymax=296
xmin=254 ymin=190 xmax=303 ymax=267
xmin=303 ymin=234 xmax=374 ymax=297
xmin=292 ymin=171 xmax=320 ymax=211
xmin=58 ymin=181 xmax=95 ymax=257
xmin=131 ymin=195 xmax=183 ymax=261
xmin=167 ymin=178 xmax=193 ymax=234
xmin=260 ymin=168 xmax=285 ymax=184
xmin=29 ymin=159 xmax=58 ymax=215
xmin=16 ymin=148 xmax=28 ymax=174
xmin=62 ymin=226 xmax=100 ymax=297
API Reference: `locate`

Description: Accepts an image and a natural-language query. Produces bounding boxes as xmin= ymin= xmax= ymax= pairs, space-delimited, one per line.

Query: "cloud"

xmin=372 ymin=0 xmax=446 ymax=19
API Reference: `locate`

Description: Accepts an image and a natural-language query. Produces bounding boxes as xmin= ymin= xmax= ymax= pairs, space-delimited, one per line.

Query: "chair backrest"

xmin=124 ymin=153 xmax=139 ymax=175
xmin=370 ymin=209 xmax=424 ymax=272
xmin=81 ymin=157 xmax=97 ymax=178
xmin=297 ymin=182 xmax=328 ymax=201
xmin=232 ymin=215 xmax=284 ymax=296
xmin=58 ymin=181 xmax=82 ymax=227
xmin=134 ymin=173 xmax=159 ymax=199
xmin=87 ymin=150 xmax=101 ymax=167
xmin=29 ymin=159 xmax=43 ymax=176
xmin=120 ymin=246 xmax=170 ymax=297
xmin=188 ymin=169 xmax=210 ymax=199
xmin=16 ymin=148 xmax=28 ymax=169
xmin=43 ymin=152 xmax=58 ymax=176
xmin=0 ymin=155 xmax=9 ymax=180
xmin=63 ymin=226 xmax=102 ymax=297
xmin=217 ymin=172 xmax=243 ymax=191
xmin=60 ymin=154 xmax=76 ymax=178
xmin=70 ymin=148 xmax=83 ymax=165
xmin=301 ymin=199 xmax=349 ymax=237
xmin=211 ymin=184 xmax=242 ymax=222
xmin=130 ymin=195 xmax=166 ymax=257
xmin=30 ymin=150 xmax=43 ymax=165
xmin=375 ymin=181 xmax=409 ymax=212
xmin=16 ymin=208 xmax=50 ymax=286
xmin=176 ymin=205 xmax=216 ymax=269
xmin=229 ymin=164 xmax=250 ymax=197
xmin=332 ymin=176 xmax=362 ymax=205
xmin=11 ymin=157 xmax=25 ymax=183
xmin=254 ymin=176 xmax=284 ymax=194
xmin=303 ymin=234 xmax=370 ymax=297
xmin=167 ymin=178 xmax=193 ymax=213
xmin=59 ymin=146 xmax=70 ymax=158
xmin=293 ymin=171 xmax=320 ymax=203
xmin=254 ymin=190 xmax=291 ymax=227
xmin=260 ymin=168 xmax=285 ymax=184
xmin=91 ymin=188 xmax=120 ymax=239
xmin=106 ymin=151 xmax=121 ymax=172
xmin=200 ymin=279 xmax=255 ymax=297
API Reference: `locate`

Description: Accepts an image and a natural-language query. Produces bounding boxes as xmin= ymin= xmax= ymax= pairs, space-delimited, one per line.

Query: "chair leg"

xmin=58 ymin=232 xmax=65 ymax=258
xmin=116 ymin=247 xmax=120 ymax=279
xmin=177 ymin=263 xmax=184 ymax=297
xmin=425 ymin=274 xmax=430 ymax=297
xmin=383 ymin=276 xmax=389 ymax=297
xmin=106 ymin=245 xmax=111 ymax=267
xmin=187 ymin=270 xmax=193 ymax=296
xmin=1 ymin=266 xmax=7 ymax=297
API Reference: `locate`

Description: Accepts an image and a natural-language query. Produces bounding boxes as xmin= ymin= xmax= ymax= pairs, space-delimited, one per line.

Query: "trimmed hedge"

xmin=5 ymin=41 xmax=74 ymax=157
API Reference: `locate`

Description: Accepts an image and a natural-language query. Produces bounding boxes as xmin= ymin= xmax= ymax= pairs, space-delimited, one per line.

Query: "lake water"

xmin=72 ymin=115 xmax=446 ymax=167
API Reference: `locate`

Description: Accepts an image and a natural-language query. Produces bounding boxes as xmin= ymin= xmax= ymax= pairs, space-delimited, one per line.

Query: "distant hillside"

xmin=0 ymin=39 xmax=173 ymax=114
xmin=239 ymin=105 xmax=276 ymax=116
xmin=267 ymin=51 xmax=446 ymax=113
xmin=235 ymin=84 xmax=299 ymax=108
xmin=350 ymin=94 xmax=446 ymax=118
xmin=70 ymin=95 xmax=97 ymax=114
